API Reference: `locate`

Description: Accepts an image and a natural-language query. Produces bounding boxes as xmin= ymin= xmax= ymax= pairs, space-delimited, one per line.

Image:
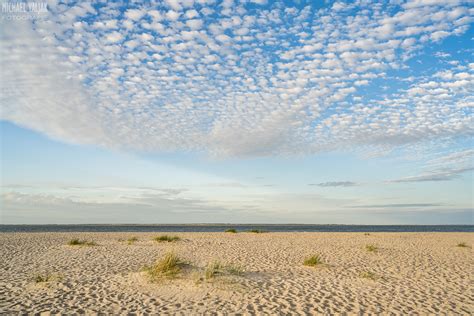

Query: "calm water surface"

xmin=1 ymin=224 xmax=472 ymax=233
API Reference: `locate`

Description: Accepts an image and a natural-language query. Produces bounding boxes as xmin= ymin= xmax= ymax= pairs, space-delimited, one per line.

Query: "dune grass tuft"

xmin=247 ymin=229 xmax=266 ymax=233
xmin=127 ymin=237 xmax=139 ymax=245
xmin=153 ymin=235 xmax=181 ymax=242
xmin=364 ymin=233 xmax=370 ymax=236
xmin=205 ymin=260 xmax=243 ymax=279
xmin=303 ymin=255 xmax=323 ymax=267
xmin=225 ymin=228 xmax=237 ymax=233
xmin=68 ymin=239 xmax=96 ymax=246
xmin=365 ymin=244 xmax=377 ymax=252
xmin=33 ymin=273 xmax=62 ymax=283
xmin=360 ymin=271 xmax=378 ymax=280
xmin=143 ymin=252 xmax=184 ymax=282
xmin=34 ymin=274 xmax=53 ymax=283
xmin=456 ymin=242 xmax=470 ymax=248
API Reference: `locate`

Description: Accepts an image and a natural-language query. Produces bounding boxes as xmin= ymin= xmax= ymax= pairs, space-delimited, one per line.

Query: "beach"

xmin=1 ymin=232 xmax=472 ymax=314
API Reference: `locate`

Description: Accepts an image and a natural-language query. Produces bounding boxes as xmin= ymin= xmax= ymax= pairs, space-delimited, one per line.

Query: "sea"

xmin=0 ymin=224 xmax=472 ymax=233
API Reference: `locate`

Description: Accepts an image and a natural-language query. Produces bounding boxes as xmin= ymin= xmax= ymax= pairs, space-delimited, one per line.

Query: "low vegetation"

xmin=127 ymin=237 xmax=139 ymax=245
xmin=360 ymin=271 xmax=378 ymax=280
xmin=247 ymin=229 xmax=266 ymax=233
xmin=365 ymin=244 xmax=377 ymax=252
xmin=225 ymin=228 xmax=237 ymax=233
xmin=364 ymin=233 xmax=370 ymax=236
xmin=143 ymin=252 xmax=184 ymax=282
xmin=34 ymin=274 xmax=53 ymax=283
xmin=204 ymin=260 xmax=243 ymax=279
xmin=67 ymin=239 xmax=96 ymax=246
xmin=153 ymin=235 xmax=181 ymax=242
xmin=303 ymin=255 xmax=323 ymax=267
xmin=33 ymin=273 xmax=62 ymax=283
xmin=456 ymin=242 xmax=470 ymax=248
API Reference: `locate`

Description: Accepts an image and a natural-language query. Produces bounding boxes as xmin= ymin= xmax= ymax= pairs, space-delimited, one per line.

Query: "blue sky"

xmin=0 ymin=0 xmax=473 ymax=224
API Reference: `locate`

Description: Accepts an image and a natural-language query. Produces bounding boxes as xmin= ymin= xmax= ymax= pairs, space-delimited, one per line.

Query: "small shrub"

xmin=457 ymin=242 xmax=470 ymax=248
xmin=303 ymin=255 xmax=323 ymax=267
xmin=68 ymin=239 xmax=96 ymax=246
xmin=144 ymin=252 xmax=183 ymax=282
xmin=205 ymin=260 xmax=243 ymax=279
xmin=153 ymin=235 xmax=181 ymax=242
xmin=225 ymin=228 xmax=237 ymax=233
xmin=364 ymin=233 xmax=370 ymax=236
xmin=365 ymin=244 xmax=377 ymax=252
xmin=360 ymin=271 xmax=378 ymax=280
xmin=247 ymin=229 xmax=266 ymax=233
xmin=127 ymin=237 xmax=139 ymax=245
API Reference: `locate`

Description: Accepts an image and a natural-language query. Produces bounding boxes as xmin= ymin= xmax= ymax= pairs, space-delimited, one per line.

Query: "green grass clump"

xmin=68 ymin=239 xmax=96 ymax=246
xmin=303 ymin=255 xmax=323 ymax=267
xmin=33 ymin=273 xmax=62 ymax=283
xmin=34 ymin=274 xmax=53 ymax=283
xmin=365 ymin=244 xmax=377 ymax=252
xmin=225 ymin=228 xmax=237 ymax=233
xmin=144 ymin=252 xmax=183 ymax=282
xmin=153 ymin=235 xmax=181 ymax=242
xmin=360 ymin=271 xmax=378 ymax=280
xmin=127 ymin=237 xmax=139 ymax=245
xmin=204 ymin=260 xmax=243 ymax=279
xmin=247 ymin=229 xmax=266 ymax=233
xmin=456 ymin=242 xmax=470 ymax=248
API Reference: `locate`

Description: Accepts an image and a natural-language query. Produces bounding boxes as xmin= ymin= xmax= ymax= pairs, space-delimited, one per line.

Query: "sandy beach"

xmin=0 ymin=232 xmax=472 ymax=314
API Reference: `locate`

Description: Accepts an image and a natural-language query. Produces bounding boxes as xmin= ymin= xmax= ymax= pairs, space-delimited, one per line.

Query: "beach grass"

xmin=127 ymin=237 xmax=139 ymax=245
xmin=34 ymin=274 xmax=53 ymax=283
xmin=144 ymin=252 xmax=183 ymax=281
xmin=205 ymin=260 xmax=243 ymax=279
xmin=153 ymin=235 xmax=181 ymax=242
xmin=247 ymin=229 xmax=266 ymax=233
xmin=360 ymin=271 xmax=378 ymax=280
xmin=365 ymin=244 xmax=377 ymax=252
xmin=225 ymin=228 xmax=237 ymax=233
xmin=303 ymin=255 xmax=323 ymax=267
xmin=33 ymin=273 xmax=62 ymax=283
xmin=456 ymin=242 xmax=470 ymax=248
xmin=67 ymin=239 xmax=96 ymax=246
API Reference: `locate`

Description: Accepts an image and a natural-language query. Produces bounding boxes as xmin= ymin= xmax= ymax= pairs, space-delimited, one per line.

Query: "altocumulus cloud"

xmin=0 ymin=0 xmax=473 ymax=157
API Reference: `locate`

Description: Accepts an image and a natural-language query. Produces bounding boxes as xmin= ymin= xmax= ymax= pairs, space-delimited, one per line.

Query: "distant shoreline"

xmin=1 ymin=224 xmax=472 ymax=233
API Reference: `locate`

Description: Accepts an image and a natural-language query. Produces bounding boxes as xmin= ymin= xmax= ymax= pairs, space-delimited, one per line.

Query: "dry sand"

xmin=0 ymin=232 xmax=472 ymax=314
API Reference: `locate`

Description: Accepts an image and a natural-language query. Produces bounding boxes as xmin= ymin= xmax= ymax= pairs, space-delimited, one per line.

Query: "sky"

xmin=0 ymin=0 xmax=473 ymax=224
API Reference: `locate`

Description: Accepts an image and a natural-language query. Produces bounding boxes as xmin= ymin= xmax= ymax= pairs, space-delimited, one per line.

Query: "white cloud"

xmin=104 ymin=31 xmax=124 ymax=43
xmin=124 ymin=9 xmax=145 ymax=21
xmin=166 ymin=10 xmax=181 ymax=21
xmin=186 ymin=19 xmax=203 ymax=30
xmin=165 ymin=0 xmax=183 ymax=11
xmin=185 ymin=9 xmax=199 ymax=19
xmin=1 ymin=1 xmax=472 ymax=158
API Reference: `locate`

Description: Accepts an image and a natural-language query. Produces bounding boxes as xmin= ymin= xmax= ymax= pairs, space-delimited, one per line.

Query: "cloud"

xmin=388 ymin=167 xmax=473 ymax=183
xmin=0 ymin=190 xmax=256 ymax=223
xmin=124 ymin=9 xmax=145 ymax=21
xmin=309 ymin=181 xmax=358 ymax=187
xmin=1 ymin=1 xmax=472 ymax=158
xmin=105 ymin=31 xmax=124 ymax=43
xmin=349 ymin=203 xmax=443 ymax=208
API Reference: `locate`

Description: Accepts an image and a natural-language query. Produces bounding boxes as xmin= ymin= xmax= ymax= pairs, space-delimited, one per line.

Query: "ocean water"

xmin=0 ymin=224 xmax=472 ymax=233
